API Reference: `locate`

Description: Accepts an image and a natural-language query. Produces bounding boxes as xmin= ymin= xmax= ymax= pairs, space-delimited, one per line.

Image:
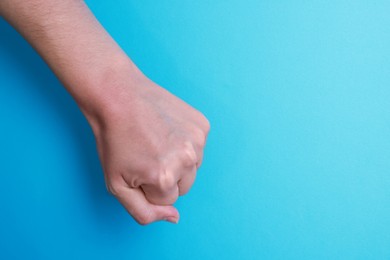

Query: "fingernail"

xmin=164 ymin=216 xmax=179 ymax=224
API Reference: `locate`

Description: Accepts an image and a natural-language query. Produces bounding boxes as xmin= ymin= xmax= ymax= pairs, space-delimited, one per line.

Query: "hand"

xmin=0 ymin=0 xmax=210 ymax=225
xmin=91 ymin=73 xmax=210 ymax=225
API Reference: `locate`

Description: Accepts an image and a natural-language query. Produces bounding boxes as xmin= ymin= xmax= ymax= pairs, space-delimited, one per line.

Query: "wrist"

xmin=75 ymin=54 xmax=148 ymax=136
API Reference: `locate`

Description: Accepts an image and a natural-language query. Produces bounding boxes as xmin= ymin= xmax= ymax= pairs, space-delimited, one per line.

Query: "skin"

xmin=0 ymin=0 xmax=210 ymax=225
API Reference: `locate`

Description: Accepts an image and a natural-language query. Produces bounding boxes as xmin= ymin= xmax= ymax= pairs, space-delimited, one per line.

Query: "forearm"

xmin=1 ymin=0 xmax=210 ymax=225
xmin=0 ymin=0 xmax=143 ymax=127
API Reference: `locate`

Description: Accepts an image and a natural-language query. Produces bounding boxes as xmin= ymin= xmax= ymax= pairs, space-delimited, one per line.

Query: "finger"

xmin=114 ymin=185 xmax=180 ymax=225
xmin=140 ymin=152 xmax=184 ymax=205
xmin=190 ymin=129 xmax=206 ymax=169
xmin=178 ymin=165 xmax=197 ymax=196
xmin=141 ymin=183 xmax=179 ymax=205
xmin=196 ymin=148 xmax=204 ymax=169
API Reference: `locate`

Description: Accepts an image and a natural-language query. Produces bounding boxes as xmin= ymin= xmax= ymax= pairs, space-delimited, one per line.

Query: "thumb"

xmin=114 ymin=185 xmax=180 ymax=225
xmin=152 ymin=204 xmax=180 ymax=224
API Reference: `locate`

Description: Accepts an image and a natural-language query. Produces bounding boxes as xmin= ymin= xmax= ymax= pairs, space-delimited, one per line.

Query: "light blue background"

xmin=1 ymin=1 xmax=390 ymax=259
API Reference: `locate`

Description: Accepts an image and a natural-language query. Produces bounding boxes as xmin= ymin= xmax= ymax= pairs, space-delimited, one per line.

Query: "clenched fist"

xmin=90 ymin=73 xmax=210 ymax=225
xmin=0 ymin=0 xmax=209 ymax=225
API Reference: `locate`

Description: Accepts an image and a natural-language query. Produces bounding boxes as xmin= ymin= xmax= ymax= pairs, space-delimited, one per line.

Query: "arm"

xmin=0 ymin=0 xmax=210 ymax=225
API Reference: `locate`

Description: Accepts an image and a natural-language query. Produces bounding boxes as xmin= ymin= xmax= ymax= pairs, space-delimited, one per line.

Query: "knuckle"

xmin=145 ymin=165 xmax=176 ymax=193
xmin=198 ymin=113 xmax=210 ymax=133
xmin=193 ymin=109 xmax=210 ymax=131
xmin=158 ymin=171 xmax=177 ymax=192
xmin=192 ymin=128 xmax=206 ymax=146
xmin=196 ymin=156 xmax=204 ymax=169
xmin=203 ymin=117 xmax=211 ymax=133
xmin=180 ymin=141 xmax=198 ymax=167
